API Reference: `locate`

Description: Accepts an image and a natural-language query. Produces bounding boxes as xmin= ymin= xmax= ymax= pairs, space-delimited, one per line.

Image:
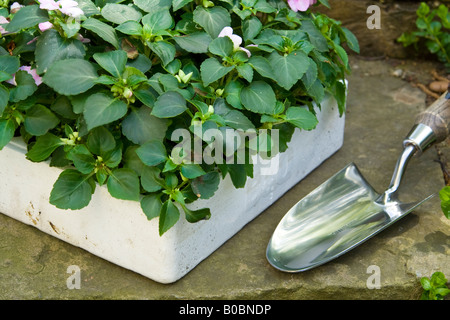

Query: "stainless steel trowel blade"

xmin=266 ymin=163 xmax=434 ymax=273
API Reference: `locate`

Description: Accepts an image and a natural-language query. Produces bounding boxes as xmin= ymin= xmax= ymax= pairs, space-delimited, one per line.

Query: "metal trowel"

xmin=266 ymin=91 xmax=450 ymax=273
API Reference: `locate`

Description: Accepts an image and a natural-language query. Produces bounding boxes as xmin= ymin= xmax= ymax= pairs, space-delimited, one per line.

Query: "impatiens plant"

xmin=0 ymin=0 xmax=358 ymax=235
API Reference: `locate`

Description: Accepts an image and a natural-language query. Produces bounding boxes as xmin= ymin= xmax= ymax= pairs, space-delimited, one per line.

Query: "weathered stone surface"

xmin=0 ymin=58 xmax=448 ymax=300
xmin=314 ymin=0 xmax=449 ymax=59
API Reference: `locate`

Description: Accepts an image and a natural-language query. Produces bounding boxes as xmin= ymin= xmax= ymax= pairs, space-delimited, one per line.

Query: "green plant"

xmin=420 ymin=272 xmax=450 ymax=300
xmin=439 ymin=186 xmax=450 ymax=219
xmin=0 ymin=0 xmax=358 ymax=235
xmin=397 ymin=2 xmax=450 ymax=69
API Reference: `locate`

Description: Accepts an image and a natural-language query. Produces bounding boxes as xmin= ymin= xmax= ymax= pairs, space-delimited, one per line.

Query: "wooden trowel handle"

xmin=415 ymin=90 xmax=450 ymax=143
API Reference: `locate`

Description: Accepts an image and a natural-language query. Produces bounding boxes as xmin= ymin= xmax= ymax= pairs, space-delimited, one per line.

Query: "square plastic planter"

xmin=0 ymin=94 xmax=345 ymax=284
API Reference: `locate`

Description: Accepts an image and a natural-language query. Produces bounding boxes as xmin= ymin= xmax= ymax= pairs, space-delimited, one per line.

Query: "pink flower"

xmin=288 ymin=0 xmax=317 ymax=12
xmin=7 ymin=66 xmax=43 ymax=86
xmin=39 ymin=0 xmax=60 ymax=11
xmin=218 ymin=26 xmax=251 ymax=58
xmin=0 ymin=16 xmax=9 ymax=35
xmin=39 ymin=0 xmax=84 ymax=18
xmin=58 ymin=0 xmax=84 ymax=18
xmin=39 ymin=21 xmax=54 ymax=32
xmin=10 ymin=2 xmax=24 ymax=14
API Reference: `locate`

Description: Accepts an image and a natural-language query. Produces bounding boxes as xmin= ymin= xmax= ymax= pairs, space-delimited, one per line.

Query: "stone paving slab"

xmin=0 ymin=58 xmax=449 ymax=300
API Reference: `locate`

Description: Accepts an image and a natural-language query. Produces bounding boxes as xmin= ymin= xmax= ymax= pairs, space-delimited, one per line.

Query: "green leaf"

xmin=141 ymin=166 xmax=164 ymax=192
xmin=0 ymin=55 xmax=20 ymax=75
xmin=335 ymin=81 xmax=347 ymax=116
xmin=333 ymin=43 xmax=349 ymax=68
xmin=240 ymin=81 xmax=276 ymax=114
xmin=193 ymin=6 xmax=231 ymax=38
xmin=248 ymin=56 xmax=274 ymax=80
xmin=222 ymin=110 xmax=255 ymax=131
xmin=341 ymin=27 xmax=360 ymax=54
xmin=159 ymin=200 xmax=180 ymax=235
xmin=76 ymin=0 xmax=100 ymax=17
xmin=86 ymin=126 xmax=116 ymax=156
xmin=136 ymin=140 xmax=168 ymax=166
xmin=285 ymin=107 xmax=318 ymax=130
xmin=50 ymin=96 xmax=77 ymax=120
xmin=24 ymin=104 xmax=60 ymax=136
xmin=208 ymin=36 xmax=234 ymax=57
xmin=0 ymin=119 xmax=15 ymax=150
xmin=67 ymin=145 xmax=96 ymax=174
xmin=191 ymin=171 xmax=220 ymax=199
xmin=426 ymin=40 xmax=440 ymax=54
xmin=116 ymin=20 xmax=143 ymax=36
xmin=421 ymin=277 xmax=432 ymax=291
xmin=242 ymin=16 xmax=262 ymax=41
xmin=142 ymin=8 xmax=173 ymax=32
xmin=174 ymin=32 xmax=212 ymax=54
xmin=227 ymin=163 xmax=248 ymax=189
xmin=127 ymin=54 xmax=152 ymax=74
xmin=147 ymin=41 xmax=176 ymax=66
xmin=439 ymin=186 xmax=450 ymax=219
xmin=49 ymin=169 xmax=95 ymax=210
xmin=83 ymin=93 xmax=128 ymax=130
xmin=35 ymin=29 xmax=86 ymax=74
xmin=26 ymin=133 xmax=64 ymax=162
xmin=0 ymin=71 xmax=12 ymax=83
xmin=0 ymin=84 xmax=9 ymax=115
xmin=181 ymin=164 xmax=206 ymax=179
xmin=163 ymin=158 xmax=178 ymax=173
xmin=5 ymin=5 xmax=48 ymax=33
xmin=431 ymin=272 xmax=448 ymax=287
xmin=301 ymin=59 xmax=318 ymax=90
xmin=307 ymin=79 xmax=325 ymax=105
xmin=107 ymin=168 xmax=140 ymax=201
xmin=173 ymin=0 xmax=193 ymax=11
xmin=317 ymin=0 xmax=330 ymax=8
xmin=301 ymin=19 xmax=328 ymax=52
xmin=200 ymin=58 xmax=234 ymax=87
xmin=268 ymin=51 xmax=310 ymax=90
xmin=236 ymin=63 xmax=253 ymax=83
xmin=43 ymin=59 xmax=98 ymax=95
xmin=82 ymin=17 xmax=120 ymax=49
xmin=93 ymin=50 xmax=128 ymax=78
xmin=140 ymin=194 xmax=162 ymax=220
xmin=133 ymin=0 xmax=171 ymax=12
xmin=101 ymin=3 xmax=142 ymax=25
xmin=8 ymin=71 xmax=37 ymax=103
xmin=224 ymin=80 xmax=244 ymax=110
xmin=123 ymin=145 xmax=145 ymax=176
xmin=182 ymin=205 xmax=211 ymax=223
xmin=417 ymin=2 xmax=430 ymax=17
xmin=151 ymin=91 xmax=187 ymax=118
xmin=102 ymin=142 xmax=123 ymax=169
xmin=60 ymin=19 xmax=81 ymax=39
xmin=122 ymin=106 xmax=168 ymax=145
xmin=252 ymin=0 xmax=275 ymax=12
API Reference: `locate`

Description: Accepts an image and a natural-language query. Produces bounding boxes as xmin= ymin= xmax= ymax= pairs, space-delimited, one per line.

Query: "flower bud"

xmin=123 ymin=88 xmax=133 ymax=99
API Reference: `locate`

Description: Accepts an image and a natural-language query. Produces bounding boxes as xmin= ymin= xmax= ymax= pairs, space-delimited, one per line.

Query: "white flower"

xmin=218 ymin=26 xmax=252 ymax=58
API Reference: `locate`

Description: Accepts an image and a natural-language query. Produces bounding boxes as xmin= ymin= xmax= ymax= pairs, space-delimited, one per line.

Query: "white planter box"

xmin=0 ymin=94 xmax=345 ymax=284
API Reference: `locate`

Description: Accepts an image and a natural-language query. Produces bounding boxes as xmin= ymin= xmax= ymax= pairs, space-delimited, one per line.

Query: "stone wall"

xmin=313 ymin=0 xmax=449 ymax=59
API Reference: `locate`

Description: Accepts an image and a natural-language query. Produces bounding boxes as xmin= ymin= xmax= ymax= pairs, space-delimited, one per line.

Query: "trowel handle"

xmin=415 ymin=90 xmax=450 ymax=144
xmin=404 ymin=91 xmax=450 ymax=153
